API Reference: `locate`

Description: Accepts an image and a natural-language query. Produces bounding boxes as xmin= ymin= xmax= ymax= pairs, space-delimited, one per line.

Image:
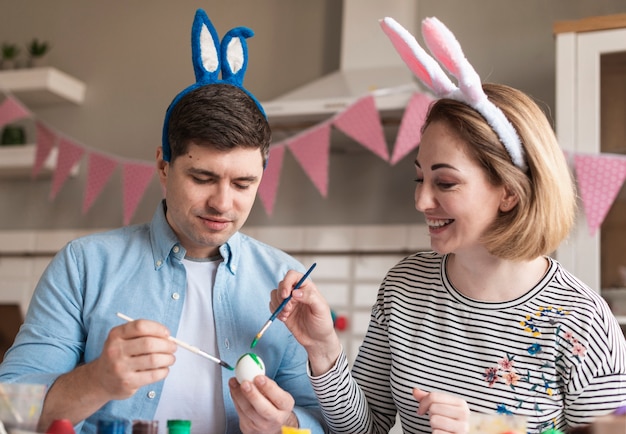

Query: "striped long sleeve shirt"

xmin=310 ymin=251 xmax=626 ymax=433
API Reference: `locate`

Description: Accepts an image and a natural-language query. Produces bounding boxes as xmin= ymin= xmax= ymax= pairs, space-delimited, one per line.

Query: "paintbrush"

xmin=116 ymin=312 xmax=234 ymax=370
xmin=250 ymin=263 xmax=317 ymax=348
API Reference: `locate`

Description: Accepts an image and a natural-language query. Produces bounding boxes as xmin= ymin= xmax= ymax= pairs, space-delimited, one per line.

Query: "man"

xmin=0 ymin=10 xmax=326 ymax=434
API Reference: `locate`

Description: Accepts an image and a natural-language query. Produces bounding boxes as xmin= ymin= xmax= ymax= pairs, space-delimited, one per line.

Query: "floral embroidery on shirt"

xmin=487 ymin=305 xmax=587 ymax=425
xmin=484 ymin=354 xmax=518 ymax=388
xmin=562 ymin=330 xmax=587 ymax=362
xmin=520 ymin=306 xmax=569 ymax=337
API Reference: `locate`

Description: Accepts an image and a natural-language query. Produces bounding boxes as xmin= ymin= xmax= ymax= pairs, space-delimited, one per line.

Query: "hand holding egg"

xmin=235 ymin=352 xmax=265 ymax=383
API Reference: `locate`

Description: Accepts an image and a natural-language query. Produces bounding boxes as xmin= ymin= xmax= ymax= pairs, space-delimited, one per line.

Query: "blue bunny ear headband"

xmin=380 ymin=17 xmax=527 ymax=171
xmin=161 ymin=9 xmax=266 ymax=162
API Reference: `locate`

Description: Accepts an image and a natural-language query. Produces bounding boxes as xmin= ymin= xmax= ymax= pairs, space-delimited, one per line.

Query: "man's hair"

xmin=422 ymin=83 xmax=576 ymax=260
xmin=167 ymin=83 xmax=271 ymax=166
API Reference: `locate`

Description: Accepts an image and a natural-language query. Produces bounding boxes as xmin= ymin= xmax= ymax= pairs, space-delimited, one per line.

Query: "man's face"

xmin=157 ymin=142 xmax=263 ymax=258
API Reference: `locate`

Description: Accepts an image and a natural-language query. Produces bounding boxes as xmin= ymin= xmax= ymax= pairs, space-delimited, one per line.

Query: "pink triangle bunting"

xmin=0 ymin=95 xmax=31 ymax=127
xmin=122 ymin=162 xmax=156 ymax=225
xmin=390 ymin=92 xmax=433 ymax=165
xmin=82 ymin=152 xmax=119 ymax=214
xmin=287 ymin=123 xmax=332 ymax=197
xmin=32 ymin=121 xmax=58 ymax=179
xmin=574 ymin=153 xmax=626 ymax=236
xmin=49 ymin=138 xmax=85 ymax=200
xmin=258 ymin=146 xmax=286 ymax=216
xmin=333 ymin=95 xmax=389 ymax=161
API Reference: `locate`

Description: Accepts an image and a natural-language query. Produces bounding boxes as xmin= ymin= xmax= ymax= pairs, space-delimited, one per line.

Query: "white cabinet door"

xmin=555 ymin=22 xmax=626 ymax=297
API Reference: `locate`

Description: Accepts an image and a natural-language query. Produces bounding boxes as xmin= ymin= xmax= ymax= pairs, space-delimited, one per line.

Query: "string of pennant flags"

xmin=1 ymin=90 xmax=625 ymax=234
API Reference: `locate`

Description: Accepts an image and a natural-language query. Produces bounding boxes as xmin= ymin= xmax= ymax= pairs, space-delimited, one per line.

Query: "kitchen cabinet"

xmin=0 ymin=67 xmax=86 ymax=178
xmin=554 ymin=14 xmax=626 ymax=325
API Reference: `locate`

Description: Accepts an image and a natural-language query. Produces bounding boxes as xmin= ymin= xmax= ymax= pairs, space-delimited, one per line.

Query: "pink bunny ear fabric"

xmin=381 ymin=16 xmax=527 ymax=171
xmin=421 ymin=17 xmax=484 ymax=105
xmin=379 ymin=17 xmax=456 ymax=97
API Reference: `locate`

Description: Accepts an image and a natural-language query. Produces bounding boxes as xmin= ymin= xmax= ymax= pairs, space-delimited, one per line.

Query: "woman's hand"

xmin=413 ymin=388 xmax=471 ymax=434
xmin=272 ymin=270 xmax=341 ymax=375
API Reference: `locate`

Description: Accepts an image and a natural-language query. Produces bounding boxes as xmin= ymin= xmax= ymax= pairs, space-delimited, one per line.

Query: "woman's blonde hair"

xmin=422 ymin=83 xmax=576 ymax=260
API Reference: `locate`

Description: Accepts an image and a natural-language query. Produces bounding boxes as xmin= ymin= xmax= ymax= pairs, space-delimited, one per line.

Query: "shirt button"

xmin=225 ymin=338 xmax=230 ymax=349
xmin=155 ymin=260 xmax=162 ymax=267
xmin=172 ymin=292 xmax=180 ymax=300
xmin=147 ymin=390 xmax=156 ymax=399
xmin=173 ymin=245 xmax=180 ymax=253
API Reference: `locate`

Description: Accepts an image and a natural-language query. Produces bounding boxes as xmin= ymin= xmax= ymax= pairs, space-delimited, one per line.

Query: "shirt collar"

xmin=149 ymin=200 xmax=240 ymax=274
xmin=219 ymin=232 xmax=240 ymax=275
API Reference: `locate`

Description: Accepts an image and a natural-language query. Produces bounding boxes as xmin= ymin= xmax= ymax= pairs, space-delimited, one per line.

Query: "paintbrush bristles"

xmin=250 ymin=320 xmax=272 ymax=348
xmin=250 ymin=263 xmax=317 ymax=349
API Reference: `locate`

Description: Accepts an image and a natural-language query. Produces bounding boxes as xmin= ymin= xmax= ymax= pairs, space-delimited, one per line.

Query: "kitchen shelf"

xmin=0 ymin=144 xmax=78 ymax=179
xmin=0 ymin=67 xmax=86 ymax=106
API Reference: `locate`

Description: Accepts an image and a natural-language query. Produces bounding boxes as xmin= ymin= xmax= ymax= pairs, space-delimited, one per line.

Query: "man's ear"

xmin=156 ymin=147 xmax=169 ymax=181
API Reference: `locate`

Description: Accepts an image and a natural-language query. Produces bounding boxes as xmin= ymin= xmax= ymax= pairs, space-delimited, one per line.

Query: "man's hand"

xmin=91 ymin=318 xmax=177 ymax=399
xmin=37 ymin=319 xmax=177 ymax=431
xmin=229 ymin=375 xmax=298 ymax=434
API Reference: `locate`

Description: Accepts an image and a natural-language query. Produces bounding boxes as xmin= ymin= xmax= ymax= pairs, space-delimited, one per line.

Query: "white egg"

xmin=235 ymin=352 xmax=266 ymax=383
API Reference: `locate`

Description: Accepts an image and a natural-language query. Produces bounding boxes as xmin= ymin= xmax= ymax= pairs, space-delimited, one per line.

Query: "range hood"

xmin=262 ymin=0 xmax=419 ymax=129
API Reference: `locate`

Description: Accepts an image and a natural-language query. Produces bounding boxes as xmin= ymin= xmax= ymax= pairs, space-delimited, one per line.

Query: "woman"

xmin=272 ymin=82 xmax=626 ymax=434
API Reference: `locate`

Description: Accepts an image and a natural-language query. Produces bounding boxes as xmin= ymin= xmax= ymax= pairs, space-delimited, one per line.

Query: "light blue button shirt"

xmin=0 ymin=201 xmax=326 ymax=434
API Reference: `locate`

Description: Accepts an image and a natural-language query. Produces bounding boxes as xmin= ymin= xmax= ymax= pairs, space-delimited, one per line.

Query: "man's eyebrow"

xmin=187 ymin=167 xmax=217 ymax=177
xmin=187 ymin=167 xmax=259 ymax=182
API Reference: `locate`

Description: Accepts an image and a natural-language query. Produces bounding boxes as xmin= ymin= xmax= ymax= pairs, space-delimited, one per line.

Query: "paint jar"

xmin=167 ymin=419 xmax=191 ymax=434
xmin=132 ymin=420 xmax=158 ymax=434
xmin=45 ymin=419 xmax=75 ymax=434
xmin=96 ymin=418 xmax=125 ymax=434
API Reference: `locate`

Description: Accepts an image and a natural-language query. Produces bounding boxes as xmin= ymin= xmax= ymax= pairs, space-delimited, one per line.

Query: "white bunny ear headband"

xmin=161 ymin=9 xmax=265 ymax=161
xmin=380 ymin=17 xmax=527 ymax=171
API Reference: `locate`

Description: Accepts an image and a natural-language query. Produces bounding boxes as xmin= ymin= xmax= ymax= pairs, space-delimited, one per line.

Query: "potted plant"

xmin=1 ymin=124 xmax=26 ymax=146
xmin=1 ymin=43 xmax=20 ymax=69
xmin=27 ymin=38 xmax=50 ymax=68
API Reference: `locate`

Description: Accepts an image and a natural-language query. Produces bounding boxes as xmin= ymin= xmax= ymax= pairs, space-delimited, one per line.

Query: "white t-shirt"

xmin=154 ymin=256 xmax=225 ymax=434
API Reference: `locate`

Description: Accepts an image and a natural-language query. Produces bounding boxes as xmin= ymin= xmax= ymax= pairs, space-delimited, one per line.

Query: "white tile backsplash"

xmin=354 ymin=254 xmax=404 ymax=279
xmin=354 ymin=224 xmax=410 ymax=251
xmin=303 ymin=225 xmax=356 ymax=251
xmin=34 ymin=229 xmax=84 ymax=252
xmin=352 ymin=311 xmax=373 ymax=337
xmin=307 ymin=255 xmax=351 ymax=279
xmin=0 ymin=231 xmax=36 ymax=253
xmin=353 ymin=283 xmax=381 ymax=307
xmin=0 ymin=280 xmax=33 ymax=316
xmin=318 ymin=282 xmax=350 ymax=306
xmin=0 ymin=257 xmax=33 ymax=277
xmin=408 ymin=224 xmax=432 ymax=251
xmin=252 ymin=226 xmax=305 ymax=251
